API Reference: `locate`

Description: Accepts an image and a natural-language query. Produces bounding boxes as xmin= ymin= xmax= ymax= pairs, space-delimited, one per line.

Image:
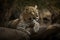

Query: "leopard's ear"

xmin=35 ymin=5 xmax=37 ymax=9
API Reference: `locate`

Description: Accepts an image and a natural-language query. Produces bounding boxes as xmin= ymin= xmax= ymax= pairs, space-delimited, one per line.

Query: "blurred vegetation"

xmin=0 ymin=0 xmax=60 ymax=26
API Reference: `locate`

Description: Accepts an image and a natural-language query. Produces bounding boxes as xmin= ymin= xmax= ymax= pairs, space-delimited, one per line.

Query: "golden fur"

xmin=20 ymin=5 xmax=39 ymax=22
xmin=8 ymin=5 xmax=39 ymax=29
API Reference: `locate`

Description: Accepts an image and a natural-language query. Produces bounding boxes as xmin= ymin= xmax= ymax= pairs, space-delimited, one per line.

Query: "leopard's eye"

xmin=28 ymin=18 xmax=31 ymax=20
xmin=33 ymin=17 xmax=35 ymax=19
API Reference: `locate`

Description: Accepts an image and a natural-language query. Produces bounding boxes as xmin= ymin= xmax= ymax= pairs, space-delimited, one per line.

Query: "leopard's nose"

xmin=36 ymin=17 xmax=39 ymax=21
xmin=36 ymin=16 xmax=39 ymax=19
